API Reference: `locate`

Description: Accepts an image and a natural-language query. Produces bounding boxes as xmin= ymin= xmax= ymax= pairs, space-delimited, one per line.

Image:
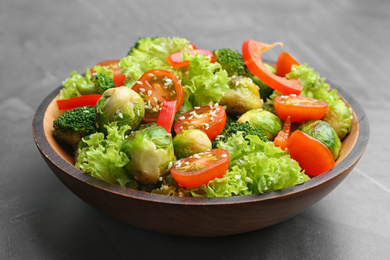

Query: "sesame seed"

xmin=179 ymin=116 xmax=185 ymax=120
xmin=136 ymin=81 xmax=143 ymax=85
xmin=234 ymin=175 xmax=240 ymax=180
xmin=147 ymin=90 xmax=152 ymax=96
xmin=194 ymin=106 xmax=200 ymax=109
xmin=148 ymin=73 xmax=154 ymax=77
xmin=221 ymin=154 xmax=227 ymax=158
xmin=139 ymin=88 xmax=145 ymax=92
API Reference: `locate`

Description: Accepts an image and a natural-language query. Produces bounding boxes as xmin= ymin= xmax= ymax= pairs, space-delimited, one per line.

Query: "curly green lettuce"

xmin=75 ymin=123 xmax=138 ymax=189
xmin=59 ymin=68 xmax=92 ymax=99
xmin=119 ymin=37 xmax=191 ymax=87
xmin=181 ymin=52 xmax=230 ymax=106
xmin=153 ymin=132 xmax=309 ymax=197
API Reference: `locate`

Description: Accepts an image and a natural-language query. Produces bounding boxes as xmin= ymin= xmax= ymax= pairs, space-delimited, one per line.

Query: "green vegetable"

xmin=173 ymin=129 xmax=212 ymax=159
xmin=238 ymin=109 xmax=282 ymax=140
xmin=95 ymin=86 xmax=145 ymax=131
xmin=52 ymin=106 xmax=97 ymax=149
xmin=299 ymin=120 xmax=342 ymax=160
xmin=59 ymin=68 xmax=92 ymax=99
xmin=75 ymin=123 xmax=137 ymax=189
xmin=213 ymin=121 xmax=268 ymax=148
xmin=154 ymin=133 xmax=309 ymax=197
xmin=121 ymin=125 xmax=176 ymax=184
xmin=323 ymin=100 xmax=352 ymax=139
xmin=120 ymin=37 xmax=191 ymax=87
xmin=181 ymin=52 xmax=230 ymax=106
xmin=213 ymin=48 xmax=248 ymax=77
xmin=219 ymin=75 xmax=263 ymax=115
xmin=287 ymin=64 xmax=352 ymax=139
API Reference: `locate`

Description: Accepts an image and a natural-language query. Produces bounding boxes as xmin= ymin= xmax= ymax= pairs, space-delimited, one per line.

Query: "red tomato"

xmin=241 ymin=40 xmax=301 ymax=95
xmin=91 ymin=59 xmax=126 ymax=87
xmin=132 ymin=69 xmax=184 ymax=123
xmin=274 ymin=116 xmax=291 ymax=150
xmin=276 ymin=51 xmax=300 ymax=77
xmin=274 ymin=95 xmax=328 ymax=122
xmin=56 ymin=95 xmax=102 ymax=110
xmin=167 ymin=49 xmax=215 ymax=68
xmin=174 ymin=104 xmax=226 ymax=141
xmin=157 ymin=100 xmax=177 ymax=132
xmin=171 ymin=149 xmax=230 ymax=188
xmin=287 ymin=130 xmax=335 ymax=176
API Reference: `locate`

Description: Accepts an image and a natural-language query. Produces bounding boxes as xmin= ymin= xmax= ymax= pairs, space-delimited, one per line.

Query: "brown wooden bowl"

xmin=32 ymin=84 xmax=369 ymax=237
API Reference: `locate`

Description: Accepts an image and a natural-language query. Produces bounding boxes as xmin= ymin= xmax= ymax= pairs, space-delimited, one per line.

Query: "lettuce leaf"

xmin=59 ymin=68 xmax=92 ymax=99
xmin=75 ymin=123 xmax=138 ymax=189
xmin=181 ymin=52 xmax=230 ymax=106
xmin=153 ymin=132 xmax=309 ymax=197
xmin=119 ymin=37 xmax=191 ymax=87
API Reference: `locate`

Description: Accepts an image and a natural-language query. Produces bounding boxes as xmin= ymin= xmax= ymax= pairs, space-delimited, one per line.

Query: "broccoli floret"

xmin=90 ymin=74 xmax=115 ymax=94
xmin=213 ymin=48 xmax=248 ymax=77
xmin=212 ymin=121 xmax=268 ymax=148
xmin=52 ymin=106 xmax=97 ymax=150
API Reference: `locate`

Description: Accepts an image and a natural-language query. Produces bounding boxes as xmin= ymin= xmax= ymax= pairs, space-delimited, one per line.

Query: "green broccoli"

xmin=127 ymin=36 xmax=158 ymax=56
xmin=90 ymin=74 xmax=115 ymax=94
xmin=52 ymin=106 xmax=97 ymax=150
xmin=76 ymin=73 xmax=115 ymax=95
xmin=213 ymin=48 xmax=275 ymax=101
xmin=212 ymin=121 xmax=269 ymax=148
xmin=213 ymin=48 xmax=248 ymax=77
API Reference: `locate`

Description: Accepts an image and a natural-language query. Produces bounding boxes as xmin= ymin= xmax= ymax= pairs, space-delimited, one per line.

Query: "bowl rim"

xmin=32 ymin=82 xmax=370 ymax=206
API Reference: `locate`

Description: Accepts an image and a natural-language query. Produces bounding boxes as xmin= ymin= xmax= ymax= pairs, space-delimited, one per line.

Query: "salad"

xmin=52 ymin=37 xmax=352 ymax=197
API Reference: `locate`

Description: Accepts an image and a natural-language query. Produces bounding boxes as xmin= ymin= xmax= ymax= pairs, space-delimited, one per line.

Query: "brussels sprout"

xmin=298 ymin=120 xmax=341 ymax=160
xmin=95 ymin=86 xmax=145 ymax=131
xmin=219 ymin=76 xmax=263 ymax=115
xmin=173 ymin=129 xmax=212 ymax=159
xmin=238 ymin=109 xmax=282 ymax=140
xmin=121 ymin=125 xmax=175 ymax=184
xmin=323 ymin=100 xmax=352 ymax=140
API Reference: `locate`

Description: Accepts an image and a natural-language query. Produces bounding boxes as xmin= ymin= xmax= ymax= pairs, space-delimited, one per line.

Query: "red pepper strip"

xmin=287 ymin=130 xmax=335 ymax=176
xmin=275 ymin=51 xmax=300 ymax=77
xmin=274 ymin=116 xmax=291 ymax=150
xmin=242 ymin=40 xmax=302 ymax=95
xmin=167 ymin=49 xmax=215 ymax=68
xmin=157 ymin=100 xmax=177 ymax=132
xmin=56 ymin=95 xmax=102 ymax=110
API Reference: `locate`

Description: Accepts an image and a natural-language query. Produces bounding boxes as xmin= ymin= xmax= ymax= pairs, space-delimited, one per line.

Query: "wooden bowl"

xmin=32 ymin=84 xmax=369 ymax=237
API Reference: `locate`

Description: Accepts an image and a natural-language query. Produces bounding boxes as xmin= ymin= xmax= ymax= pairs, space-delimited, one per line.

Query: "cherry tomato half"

xmin=171 ymin=149 xmax=230 ymax=188
xmin=274 ymin=95 xmax=328 ymax=122
xmin=174 ymin=104 xmax=226 ymax=141
xmin=242 ymin=40 xmax=301 ymax=95
xmin=132 ymin=69 xmax=184 ymax=123
xmin=91 ymin=59 xmax=126 ymax=87
xmin=167 ymin=49 xmax=215 ymax=68
xmin=287 ymin=130 xmax=335 ymax=176
xmin=276 ymin=51 xmax=300 ymax=77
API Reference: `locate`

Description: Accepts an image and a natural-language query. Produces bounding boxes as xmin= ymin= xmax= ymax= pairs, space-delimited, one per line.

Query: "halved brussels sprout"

xmin=323 ymin=100 xmax=352 ymax=140
xmin=298 ymin=120 xmax=341 ymax=160
xmin=95 ymin=86 xmax=145 ymax=131
xmin=219 ymin=76 xmax=263 ymax=115
xmin=237 ymin=109 xmax=282 ymax=140
xmin=121 ymin=125 xmax=175 ymax=184
xmin=173 ymin=129 xmax=212 ymax=159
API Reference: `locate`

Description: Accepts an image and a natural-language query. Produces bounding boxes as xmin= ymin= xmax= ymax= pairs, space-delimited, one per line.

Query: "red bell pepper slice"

xmin=57 ymin=95 xmax=102 ymax=110
xmin=275 ymin=51 xmax=300 ymax=77
xmin=241 ymin=40 xmax=302 ymax=95
xmin=274 ymin=116 xmax=291 ymax=150
xmin=157 ymin=100 xmax=177 ymax=132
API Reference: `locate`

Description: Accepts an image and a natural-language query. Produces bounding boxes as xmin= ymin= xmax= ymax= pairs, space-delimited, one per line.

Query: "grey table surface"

xmin=1 ymin=0 xmax=389 ymax=259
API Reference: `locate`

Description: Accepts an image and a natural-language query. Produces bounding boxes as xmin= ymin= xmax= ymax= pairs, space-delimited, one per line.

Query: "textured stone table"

xmin=1 ymin=0 xmax=389 ymax=259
